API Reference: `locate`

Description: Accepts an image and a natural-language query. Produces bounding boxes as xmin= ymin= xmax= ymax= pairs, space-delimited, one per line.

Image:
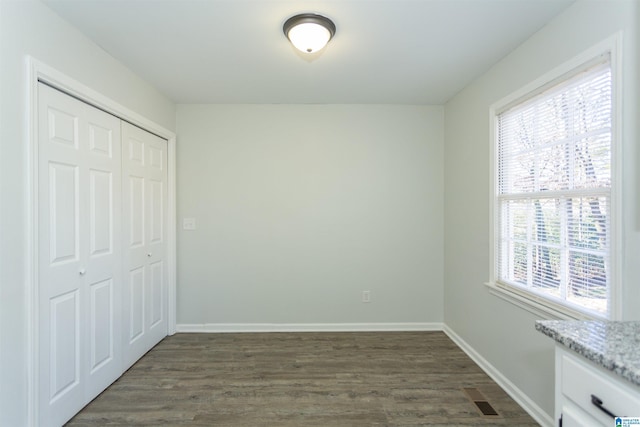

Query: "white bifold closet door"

xmin=38 ymin=83 xmax=123 ymax=426
xmin=38 ymin=84 xmax=168 ymax=426
xmin=121 ymin=122 xmax=168 ymax=369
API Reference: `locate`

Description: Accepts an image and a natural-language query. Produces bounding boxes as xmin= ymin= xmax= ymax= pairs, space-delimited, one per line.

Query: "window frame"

xmin=487 ymin=34 xmax=622 ymax=321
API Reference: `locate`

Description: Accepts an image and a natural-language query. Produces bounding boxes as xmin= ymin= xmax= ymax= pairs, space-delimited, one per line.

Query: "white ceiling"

xmin=43 ymin=0 xmax=575 ymax=105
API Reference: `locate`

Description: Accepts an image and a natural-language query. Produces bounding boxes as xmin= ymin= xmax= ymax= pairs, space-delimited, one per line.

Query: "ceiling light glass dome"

xmin=283 ymin=13 xmax=336 ymax=53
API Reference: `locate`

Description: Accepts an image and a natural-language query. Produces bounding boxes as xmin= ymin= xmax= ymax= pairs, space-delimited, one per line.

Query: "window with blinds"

xmin=495 ymin=56 xmax=613 ymax=318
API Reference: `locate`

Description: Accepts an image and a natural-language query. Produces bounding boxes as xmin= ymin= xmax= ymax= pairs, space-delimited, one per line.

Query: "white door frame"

xmin=26 ymin=57 xmax=177 ymax=427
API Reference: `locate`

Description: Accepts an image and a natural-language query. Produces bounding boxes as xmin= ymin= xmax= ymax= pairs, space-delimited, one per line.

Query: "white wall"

xmin=444 ymin=0 xmax=639 ymax=423
xmin=5 ymin=0 xmax=636 ymax=424
xmin=0 ymin=1 xmax=175 ymax=424
xmin=176 ymin=104 xmax=444 ymax=328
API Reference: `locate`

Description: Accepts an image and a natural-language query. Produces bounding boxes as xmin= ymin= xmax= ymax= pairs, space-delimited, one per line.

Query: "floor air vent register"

xmin=462 ymin=388 xmax=501 ymax=417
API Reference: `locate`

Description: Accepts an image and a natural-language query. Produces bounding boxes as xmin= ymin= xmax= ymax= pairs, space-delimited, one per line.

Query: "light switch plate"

xmin=183 ymin=217 xmax=196 ymax=230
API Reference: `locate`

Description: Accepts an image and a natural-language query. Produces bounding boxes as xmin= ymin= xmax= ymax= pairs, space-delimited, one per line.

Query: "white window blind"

xmin=496 ymin=57 xmax=612 ymax=318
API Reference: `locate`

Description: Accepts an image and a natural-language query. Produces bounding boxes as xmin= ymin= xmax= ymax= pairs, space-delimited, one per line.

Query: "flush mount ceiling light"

xmin=283 ymin=13 xmax=336 ymax=54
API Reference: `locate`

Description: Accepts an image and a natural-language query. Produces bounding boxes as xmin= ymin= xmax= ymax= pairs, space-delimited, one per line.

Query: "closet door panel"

xmin=128 ymin=266 xmax=145 ymax=342
xmin=49 ymin=289 xmax=81 ymax=401
xmin=128 ymin=175 xmax=145 ymax=248
xmin=149 ymin=178 xmax=163 ymax=244
xmin=144 ymin=132 xmax=167 ymax=346
xmin=47 ymin=106 xmax=79 ymax=149
xmin=89 ymin=278 xmax=114 ymax=370
xmin=88 ymin=122 xmax=114 ymax=157
xmin=82 ymin=97 xmax=123 ymax=402
xmin=49 ymin=162 xmax=80 ymax=265
xmin=38 ymin=84 xmax=122 ymax=425
xmin=122 ymin=122 xmax=167 ymax=368
xmin=149 ymin=260 xmax=163 ymax=327
xmin=39 ymin=85 xmax=88 ymax=425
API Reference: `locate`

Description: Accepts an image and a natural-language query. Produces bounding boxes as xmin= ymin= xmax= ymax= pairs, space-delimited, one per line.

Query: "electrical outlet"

xmin=362 ymin=290 xmax=371 ymax=303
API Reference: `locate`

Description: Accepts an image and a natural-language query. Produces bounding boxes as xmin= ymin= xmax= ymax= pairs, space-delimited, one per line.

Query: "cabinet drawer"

xmin=562 ymin=402 xmax=603 ymax=427
xmin=561 ymin=353 xmax=640 ymax=422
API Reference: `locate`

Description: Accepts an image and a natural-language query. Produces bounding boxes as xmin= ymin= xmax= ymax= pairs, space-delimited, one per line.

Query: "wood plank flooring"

xmin=66 ymin=332 xmax=539 ymax=426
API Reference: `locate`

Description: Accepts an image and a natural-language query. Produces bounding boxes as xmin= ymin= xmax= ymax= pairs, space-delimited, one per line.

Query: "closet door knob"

xmin=79 ymin=268 xmax=86 ymax=276
xmin=147 ymin=253 xmax=152 ymax=257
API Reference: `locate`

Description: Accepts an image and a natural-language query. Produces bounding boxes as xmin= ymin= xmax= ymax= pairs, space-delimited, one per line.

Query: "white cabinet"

xmin=555 ymin=345 xmax=640 ymax=426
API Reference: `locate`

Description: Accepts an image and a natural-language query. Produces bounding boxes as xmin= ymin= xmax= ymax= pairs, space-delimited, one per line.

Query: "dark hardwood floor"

xmin=66 ymin=332 xmax=538 ymax=426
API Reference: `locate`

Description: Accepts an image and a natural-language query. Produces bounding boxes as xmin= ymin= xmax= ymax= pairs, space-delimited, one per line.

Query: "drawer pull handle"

xmin=591 ymin=394 xmax=615 ymax=418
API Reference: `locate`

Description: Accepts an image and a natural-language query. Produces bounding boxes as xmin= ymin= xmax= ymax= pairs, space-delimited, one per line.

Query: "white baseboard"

xmin=176 ymin=322 xmax=443 ymax=333
xmin=443 ymin=325 xmax=553 ymax=427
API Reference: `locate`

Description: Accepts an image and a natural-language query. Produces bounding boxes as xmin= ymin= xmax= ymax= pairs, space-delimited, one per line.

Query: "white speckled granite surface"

xmin=536 ymin=320 xmax=640 ymax=387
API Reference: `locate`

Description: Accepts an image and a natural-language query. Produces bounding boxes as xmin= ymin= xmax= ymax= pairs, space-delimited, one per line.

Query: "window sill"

xmin=483 ymin=281 xmax=601 ymax=321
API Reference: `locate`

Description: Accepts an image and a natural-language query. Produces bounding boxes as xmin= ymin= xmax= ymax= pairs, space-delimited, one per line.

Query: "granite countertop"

xmin=535 ymin=320 xmax=640 ymax=387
